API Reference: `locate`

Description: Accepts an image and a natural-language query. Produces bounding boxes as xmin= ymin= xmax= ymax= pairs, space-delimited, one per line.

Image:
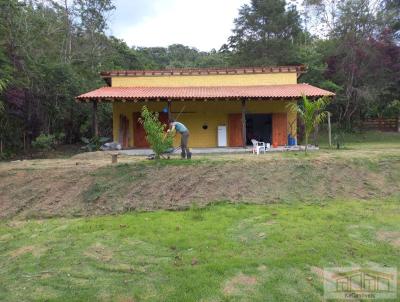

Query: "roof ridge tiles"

xmin=100 ymin=65 xmax=306 ymax=77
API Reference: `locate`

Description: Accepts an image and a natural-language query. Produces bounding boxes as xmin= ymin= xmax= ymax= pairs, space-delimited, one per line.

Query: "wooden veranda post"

xmin=167 ymin=100 xmax=172 ymax=122
xmin=241 ymin=99 xmax=246 ymax=147
xmin=92 ymin=100 xmax=98 ymax=137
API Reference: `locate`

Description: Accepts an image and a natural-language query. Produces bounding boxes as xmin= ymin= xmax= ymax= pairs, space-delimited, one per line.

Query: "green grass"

xmin=1 ymin=131 xmax=399 ymax=300
xmin=1 ymin=200 xmax=399 ymax=302
xmin=318 ymin=130 xmax=400 ymax=149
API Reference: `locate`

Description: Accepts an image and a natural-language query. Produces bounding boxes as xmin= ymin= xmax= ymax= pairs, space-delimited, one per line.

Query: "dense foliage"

xmin=0 ymin=0 xmax=398 ymax=157
xmin=139 ymin=106 xmax=173 ymax=159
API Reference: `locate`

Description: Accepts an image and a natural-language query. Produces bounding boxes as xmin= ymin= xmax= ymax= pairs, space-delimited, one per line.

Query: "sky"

xmin=108 ymin=0 xmax=249 ymax=51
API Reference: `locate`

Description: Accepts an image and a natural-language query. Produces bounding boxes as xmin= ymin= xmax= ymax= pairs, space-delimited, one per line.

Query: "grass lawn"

xmin=318 ymin=129 xmax=400 ymax=149
xmin=1 ymin=199 xmax=399 ymax=302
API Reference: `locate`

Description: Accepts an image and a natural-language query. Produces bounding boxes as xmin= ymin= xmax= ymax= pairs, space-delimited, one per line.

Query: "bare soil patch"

xmin=9 ymin=245 xmax=47 ymax=258
xmin=84 ymin=243 xmax=113 ymax=262
xmin=376 ymin=231 xmax=400 ymax=247
xmin=0 ymin=233 xmax=13 ymax=241
xmin=223 ymin=273 xmax=258 ymax=296
xmin=0 ymin=152 xmax=399 ymax=218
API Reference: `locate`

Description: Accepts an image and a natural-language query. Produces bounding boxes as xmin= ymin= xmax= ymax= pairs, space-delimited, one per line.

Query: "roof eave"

xmin=76 ymin=95 xmax=333 ymax=102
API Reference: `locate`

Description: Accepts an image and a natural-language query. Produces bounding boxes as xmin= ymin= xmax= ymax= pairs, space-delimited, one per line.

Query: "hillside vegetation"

xmin=1 ymin=132 xmax=399 ymax=219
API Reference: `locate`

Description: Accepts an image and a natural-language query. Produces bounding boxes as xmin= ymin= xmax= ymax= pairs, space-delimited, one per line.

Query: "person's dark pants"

xmin=180 ymin=131 xmax=191 ymax=159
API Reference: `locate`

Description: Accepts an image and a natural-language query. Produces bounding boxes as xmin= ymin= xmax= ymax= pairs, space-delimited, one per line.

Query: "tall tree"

xmin=227 ymin=0 xmax=303 ymax=66
xmin=74 ymin=0 xmax=115 ymax=73
xmin=379 ymin=0 xmax=400 ymax=41
xmin=0 ymin=0 xmax=140 ymax=153
xmin=304 ymin=0 xmax=400 ymax=127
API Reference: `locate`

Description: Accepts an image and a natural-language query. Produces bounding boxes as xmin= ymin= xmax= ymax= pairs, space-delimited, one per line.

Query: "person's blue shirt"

xmin=172 ymin=122 xmax=188 ymax=133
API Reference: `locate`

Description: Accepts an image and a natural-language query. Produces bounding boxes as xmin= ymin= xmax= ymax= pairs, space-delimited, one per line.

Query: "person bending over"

xmin=168 ymin=120 xmax=192 ymax=159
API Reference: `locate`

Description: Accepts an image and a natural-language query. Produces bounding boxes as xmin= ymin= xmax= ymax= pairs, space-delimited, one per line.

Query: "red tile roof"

xmin=100 ymin=66 xmax=306 ymax=77
xmin=76 ymin=84 xmax=334 ymax=101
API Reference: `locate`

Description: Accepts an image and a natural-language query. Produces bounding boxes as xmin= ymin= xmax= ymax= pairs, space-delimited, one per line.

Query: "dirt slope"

xmin=0 ymin=151 xmax=399 ymax=219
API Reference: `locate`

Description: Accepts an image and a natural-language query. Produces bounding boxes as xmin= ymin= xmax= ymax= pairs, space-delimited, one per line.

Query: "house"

xmin=76 ymin=66 xmax=334 ymax=149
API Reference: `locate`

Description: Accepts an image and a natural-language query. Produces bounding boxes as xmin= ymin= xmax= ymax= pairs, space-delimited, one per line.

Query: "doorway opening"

xmin=246 ymin=114 xmax=272 ymax=145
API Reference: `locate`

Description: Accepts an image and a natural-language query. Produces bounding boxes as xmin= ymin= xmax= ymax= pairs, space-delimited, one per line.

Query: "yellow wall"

xmin=111 ymin=73 xmax=297 ymax=87
xmin=112 ymin=100 xmax=297 ymax=148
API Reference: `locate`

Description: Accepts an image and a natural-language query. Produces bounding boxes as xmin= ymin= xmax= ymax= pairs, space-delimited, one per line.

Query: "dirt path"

xmin=0 ymin=149 xmax=399 ymax=219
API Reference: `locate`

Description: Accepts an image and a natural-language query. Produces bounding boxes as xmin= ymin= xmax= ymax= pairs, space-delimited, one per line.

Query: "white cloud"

xmin=109 ymin=0 xmax=248 ymax=51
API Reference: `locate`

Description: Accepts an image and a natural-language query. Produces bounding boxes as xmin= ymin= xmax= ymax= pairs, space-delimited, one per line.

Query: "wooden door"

xmin=272 ymin=113 xmax=287 ymax=146
xmin=119 ymin=115 xmax=129 ymax=149
xmin=228 ymin=113 xmax=243 ymax=147
xmin=133 ymin=112 xmax=170 ymax=148
xmin=133 ymin=112 xmax=149 ymax=148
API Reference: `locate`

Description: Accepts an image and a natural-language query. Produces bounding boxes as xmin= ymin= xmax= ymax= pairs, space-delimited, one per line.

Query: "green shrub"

xmin=32 ymin=133 xmax=56 ymax=150
xmin=55 ymin=132 xmax=66 ymax=144
xmin=139 ymin=106 xmax=173 ymax=159
xmin=0 ymin=150 xmax=14 ymax=160
xmin=333 ymin=127 xmax=345 ymax=149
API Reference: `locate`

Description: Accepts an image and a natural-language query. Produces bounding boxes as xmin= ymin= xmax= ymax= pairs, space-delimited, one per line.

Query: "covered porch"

xmin=76 ymin=84 xmax=335 ymax=149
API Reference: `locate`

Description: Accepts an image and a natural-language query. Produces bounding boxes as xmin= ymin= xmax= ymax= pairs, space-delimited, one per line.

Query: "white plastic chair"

xmin=251 ymin=139 xmax=268 ymax=155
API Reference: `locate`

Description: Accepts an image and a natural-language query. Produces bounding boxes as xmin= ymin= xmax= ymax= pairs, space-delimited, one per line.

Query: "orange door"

xmin=133 ymin=112 xmax=149 ymax=148
xmin=228 ymin=113 xmax=243 ymax=147
xmin=272 ymin=113 xmax=287 ymax=146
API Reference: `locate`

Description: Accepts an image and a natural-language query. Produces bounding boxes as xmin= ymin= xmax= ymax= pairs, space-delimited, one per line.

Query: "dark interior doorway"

xmin=246 ymin=114 xmax=272 ymax=144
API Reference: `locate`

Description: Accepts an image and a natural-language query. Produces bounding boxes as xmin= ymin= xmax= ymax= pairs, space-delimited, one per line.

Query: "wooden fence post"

xmin=328 ymin=112 xmax=332 ymax=147
xmin=241 ymin=99 xmax=246 ymax=147
xmin=398 ymin=114 xmax=400 ymax=133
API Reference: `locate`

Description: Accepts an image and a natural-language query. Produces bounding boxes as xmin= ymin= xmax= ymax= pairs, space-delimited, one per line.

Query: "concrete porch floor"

xmin=119 ymin=145 xmax=318 ymax=156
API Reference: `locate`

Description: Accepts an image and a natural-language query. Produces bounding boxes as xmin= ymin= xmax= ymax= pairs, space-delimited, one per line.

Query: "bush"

xmin=0 ymin=149 xmax=15 ymax=161
xmin=55 ymin=132 xmax=66 ymax=144
xmin=32 ymin=133 xmax=56 ymax=150
xmin=139 ymin=106 xmax=173 ymax=159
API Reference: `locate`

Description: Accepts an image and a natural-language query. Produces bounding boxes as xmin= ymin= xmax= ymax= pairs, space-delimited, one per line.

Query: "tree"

xmin=0 ymin=33 xmax=12 ymax=155
xmin=74 ymin=0 xmax=116 ymax=73
xmin=0 ymin=78 xmax=7 ymax=155
xmin=133 ymin=45 xmax=229 ymax=69
xmin=0 ymin=0 xmax=128 ymax=153
xmin=297 ymin=40 xmax=342 ymax=92
xmin=287 ymin=95 xmax=330 ymax=153
xmin=303 ymin=0 xmax=400 ymax=128
xmin=139 ymin=106 xmax=173 ymax=159
xmin=378 ymin=0 xmax=400 ymax=41
xmin=227 ymin=0 xmax=303 ymax=66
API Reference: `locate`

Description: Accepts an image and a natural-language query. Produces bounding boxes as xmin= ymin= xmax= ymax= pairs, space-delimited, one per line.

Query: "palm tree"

xmin=287 ymin=95 xmax=330 ymax=154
